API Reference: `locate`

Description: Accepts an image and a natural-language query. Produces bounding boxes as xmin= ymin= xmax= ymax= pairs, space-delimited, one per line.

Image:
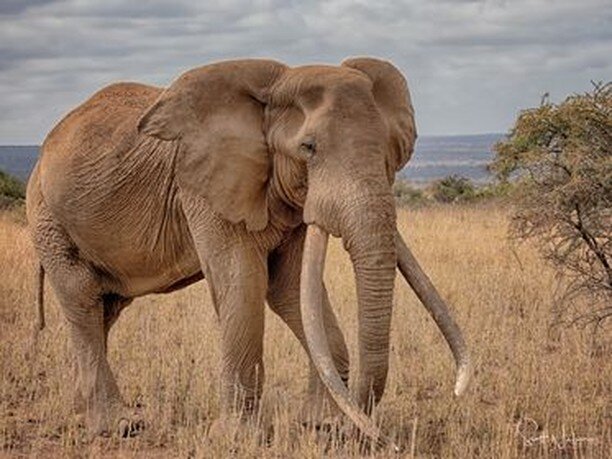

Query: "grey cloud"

xmin=1 ymin=0 xmax=611 ymax=143
xmin=0 ymin=0 xmax=59 ymax=15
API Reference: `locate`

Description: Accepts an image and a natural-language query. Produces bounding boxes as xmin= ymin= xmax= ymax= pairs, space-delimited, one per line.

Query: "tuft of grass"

xmin=0 ymin=206 xmax=610 ymax=457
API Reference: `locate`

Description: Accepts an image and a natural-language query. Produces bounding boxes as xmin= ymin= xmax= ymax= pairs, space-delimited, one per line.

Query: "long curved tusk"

xmin=300 ymin=225 xmax=398 ymax=451
xmin=395 ymin=232 xmax=472 ymax=396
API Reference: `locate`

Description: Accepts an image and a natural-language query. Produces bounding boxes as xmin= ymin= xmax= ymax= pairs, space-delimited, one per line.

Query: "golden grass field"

xmin=0 ymin=204 xmax=610 ymax=457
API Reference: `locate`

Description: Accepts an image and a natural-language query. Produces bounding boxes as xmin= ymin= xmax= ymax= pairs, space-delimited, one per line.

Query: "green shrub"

xmin=0 ymin=170 xmax=25 ymax=209
xmin=473 ymin=180 xmax=515 ymax=200
xmin=393 ymin=179 xmax=425 ymax=207
xmin=431 ymin=174 xmax=477 ymax=203
xmin=492 ymin=82 xmax=611 ymax=325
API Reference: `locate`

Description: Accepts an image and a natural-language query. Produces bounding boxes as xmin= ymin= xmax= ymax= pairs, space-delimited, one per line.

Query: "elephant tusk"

xmin=395 ymin=232 xmax=472 ymax=396
xmin=300 ymin=224 xmax=398 ymax=451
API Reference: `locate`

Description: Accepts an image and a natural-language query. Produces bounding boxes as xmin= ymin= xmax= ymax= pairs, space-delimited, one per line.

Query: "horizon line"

xmin=0 ymin=132 xmax=506 ymax=147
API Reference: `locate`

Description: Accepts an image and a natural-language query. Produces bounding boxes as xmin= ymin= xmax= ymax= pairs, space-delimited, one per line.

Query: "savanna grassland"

xmin=0 ymin=204 xmax=610 ymax=458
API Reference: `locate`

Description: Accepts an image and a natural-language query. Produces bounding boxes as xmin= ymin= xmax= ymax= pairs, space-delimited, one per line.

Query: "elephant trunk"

xmin=300 ymin=224 xmax=398 ymax=451
xmin=300 ymin=188 xmax=398 ymax=448
xmin=341 ymin=193 xmax=397 ymax=413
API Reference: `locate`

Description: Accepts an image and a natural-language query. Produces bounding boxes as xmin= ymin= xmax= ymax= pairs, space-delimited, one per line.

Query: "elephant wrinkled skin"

xmin=26 ymin=58 xmax=471 ymax=446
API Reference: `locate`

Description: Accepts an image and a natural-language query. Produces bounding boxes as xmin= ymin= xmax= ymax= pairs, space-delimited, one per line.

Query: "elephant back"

xmin=34 ymin=82 xmax=200 ymax=295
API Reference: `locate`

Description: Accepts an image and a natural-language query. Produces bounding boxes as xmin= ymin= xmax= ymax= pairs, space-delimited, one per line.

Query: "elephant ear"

xmin=342 ymin=57 xmax=417 ymax=178
xmin=138 ymin=59 xmax=287 ymax=231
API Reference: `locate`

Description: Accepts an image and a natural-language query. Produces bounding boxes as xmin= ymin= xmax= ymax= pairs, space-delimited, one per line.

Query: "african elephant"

xmin=26 ymin=58 xmax=471 ymax=447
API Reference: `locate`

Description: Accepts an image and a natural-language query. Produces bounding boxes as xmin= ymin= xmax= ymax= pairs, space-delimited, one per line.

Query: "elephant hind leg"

xmin=47 ymin=268 xmax=125 ymax=434
xmin=102 ymin=293 xmax=132 ymax=351
xmin=71 ymin=292 xmax=131 ymax=418
xmin=30 ymin=212 xmax=129 ymax=435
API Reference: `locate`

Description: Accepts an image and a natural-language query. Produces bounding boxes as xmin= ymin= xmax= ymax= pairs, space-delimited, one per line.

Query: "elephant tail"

xmin=35 ymin=264 xmax=45 ymax=331
xmin=28 ymin=264 xmax=45 ymax=354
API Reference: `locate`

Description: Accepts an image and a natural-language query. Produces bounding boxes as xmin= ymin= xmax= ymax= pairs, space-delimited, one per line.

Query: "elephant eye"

xmin=299 ymin=138 xmax=317 ymax=157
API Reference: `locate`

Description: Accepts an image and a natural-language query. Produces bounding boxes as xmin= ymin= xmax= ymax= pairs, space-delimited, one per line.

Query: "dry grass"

xmin=1 ymin=205 xmax=610 ymax=457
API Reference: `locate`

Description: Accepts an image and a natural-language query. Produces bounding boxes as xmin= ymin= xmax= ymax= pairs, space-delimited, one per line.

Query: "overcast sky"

xmin=1 ymin=0 xmax=610 ymax=144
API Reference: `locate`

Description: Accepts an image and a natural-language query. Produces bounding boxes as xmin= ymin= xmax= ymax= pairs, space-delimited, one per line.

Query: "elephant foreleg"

xmin=200 ymin=243 xmax=269 ymax=420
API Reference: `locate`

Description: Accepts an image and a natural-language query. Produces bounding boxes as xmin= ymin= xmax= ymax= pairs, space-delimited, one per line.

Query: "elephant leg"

xmin=219 ymin=284 xmax=266 ymax=418
xmin=47 ymin=271 xmax=124 ymax=435
xmin=70 ymin=293 xmax=131 ymax=416
xmin=31 ymin=214 xmax=130 ymax=435
xmin=267 ymin=226 xmax=349 ymax=423
xmin=197 ymin=242 xmax=269 ymax=421
xmin=102 ymin=293 xmax=132 ymax=352
xmin=182 ymin=197 xmax=271 ymax=425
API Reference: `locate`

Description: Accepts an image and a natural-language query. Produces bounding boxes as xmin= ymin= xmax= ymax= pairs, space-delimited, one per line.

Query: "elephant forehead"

xmin=273 ymin=65 xmax=372 ymax=104
xmin=288 ymin=64 xmax=367 ymax=81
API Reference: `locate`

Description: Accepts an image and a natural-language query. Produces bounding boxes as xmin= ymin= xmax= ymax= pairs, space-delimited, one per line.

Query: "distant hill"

xmin=0 ymin=133 xmax=505 ymax=184
xmin=400 ymin=133 xmax=503 ymax=184
xmin=0 ymin=146 xmax=39 ymax=181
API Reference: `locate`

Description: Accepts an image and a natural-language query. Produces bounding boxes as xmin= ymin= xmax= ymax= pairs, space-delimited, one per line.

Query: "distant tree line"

xmin=393 ymin=174 xmax=511 ymax=206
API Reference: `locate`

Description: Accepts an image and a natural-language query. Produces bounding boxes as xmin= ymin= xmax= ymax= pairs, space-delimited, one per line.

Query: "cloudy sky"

xmin=1 ymin=0 xmax=610 ymax=144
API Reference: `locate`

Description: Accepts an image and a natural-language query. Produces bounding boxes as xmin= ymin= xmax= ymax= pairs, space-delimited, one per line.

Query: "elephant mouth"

xmin=300 ymin=223 xmax=472 ymax=448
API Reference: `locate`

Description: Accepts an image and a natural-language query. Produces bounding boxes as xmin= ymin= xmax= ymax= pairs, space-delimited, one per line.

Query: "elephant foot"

xmin=298 ymin=391 xmax=341 ymax=430
xmin=299 ymin=415 xmax=355 ymax=451
xmin=207 ymin=416 xmax=241 ymax=443
xmin=88 ymin=404 xmax=145 ymax=439
xmin=324 ymin=421 xmax=398 ymax=454
xmin=115 ymin=415 xmax=145 ymax=438
xmin=302 ymin=414 xmax=346 ymax=436
xmin=73 ymin=390 xmax=86 ymax=415
xmin=207 ymin=415 xmax=271 ymax=448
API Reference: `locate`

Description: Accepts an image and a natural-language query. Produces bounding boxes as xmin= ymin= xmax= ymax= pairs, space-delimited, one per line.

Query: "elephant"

xmin=26 ymin=57 xmax=471 ymax=448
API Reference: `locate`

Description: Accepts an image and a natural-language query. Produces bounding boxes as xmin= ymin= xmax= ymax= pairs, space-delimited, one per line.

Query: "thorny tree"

xmin=492 ymin=82 xmax=611 ymax=327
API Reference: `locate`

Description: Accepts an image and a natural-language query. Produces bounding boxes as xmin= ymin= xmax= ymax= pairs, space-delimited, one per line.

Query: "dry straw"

xmin=1 ymin=205 xmax=610 ymax=457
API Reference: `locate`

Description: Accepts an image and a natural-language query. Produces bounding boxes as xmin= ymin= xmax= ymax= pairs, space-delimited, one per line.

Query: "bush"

xmin=492 ymin=82 xmax=611 ymax=326
xmin=393 ymin=179 xmax=426 ymax=207
xmin=0 ymin=170 xmax=25 ymax=209
xmin=431 ymin=174 xmax=476 ymax=203
xmin=473 ymin=180 xmax=514 ymax=200
xmin=395 ymin=176 xmax=511 ymax=207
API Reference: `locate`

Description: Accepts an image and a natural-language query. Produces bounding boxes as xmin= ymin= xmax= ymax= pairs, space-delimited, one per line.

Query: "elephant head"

xmin=137 ymin=58 xmax=471 ymax=446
